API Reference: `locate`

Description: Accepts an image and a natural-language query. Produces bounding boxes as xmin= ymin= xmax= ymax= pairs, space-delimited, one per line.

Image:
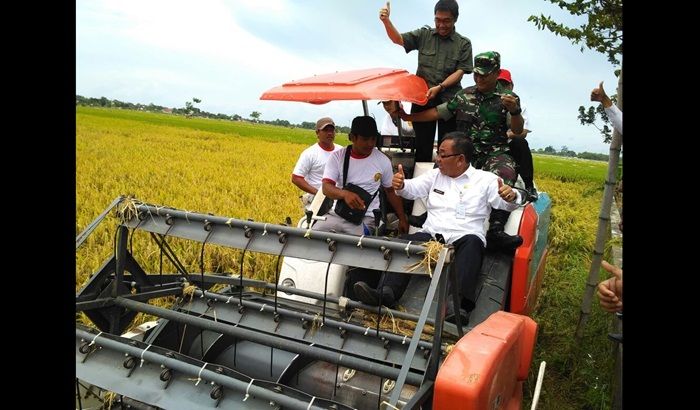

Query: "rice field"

xmin=76 ymin=106 xmax=619 ymax=409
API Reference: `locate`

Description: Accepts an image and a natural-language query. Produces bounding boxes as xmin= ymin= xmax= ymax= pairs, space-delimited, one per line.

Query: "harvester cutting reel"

xmin=76 ymin=197 xmax=461 ymax=409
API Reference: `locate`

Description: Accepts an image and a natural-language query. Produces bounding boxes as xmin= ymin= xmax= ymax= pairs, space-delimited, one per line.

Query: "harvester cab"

xmin=75 ymin=68 xmax=551 ymax=409
xmin=262 ymin=68 xmax=552 ymax=328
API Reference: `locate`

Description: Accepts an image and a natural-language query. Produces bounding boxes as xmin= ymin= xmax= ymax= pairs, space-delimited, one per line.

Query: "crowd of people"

xmin=289 ymin=0 xmax=622 ymax=318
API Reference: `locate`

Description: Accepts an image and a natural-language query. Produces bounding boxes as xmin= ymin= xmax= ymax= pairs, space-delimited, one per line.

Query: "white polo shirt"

xmin=397 ymin=166 xmax=521 ymax=246
xmin=292 ymin=142 xmax=342 ymax=190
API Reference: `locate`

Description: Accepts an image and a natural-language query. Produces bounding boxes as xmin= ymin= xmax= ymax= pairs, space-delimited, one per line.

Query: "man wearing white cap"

xmin=291 ymin=117 xmax=343 ymax=208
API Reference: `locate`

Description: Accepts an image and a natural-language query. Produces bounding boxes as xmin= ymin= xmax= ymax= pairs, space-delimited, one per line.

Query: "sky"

xmin=76 ymin=0 xmax=621 ymax=154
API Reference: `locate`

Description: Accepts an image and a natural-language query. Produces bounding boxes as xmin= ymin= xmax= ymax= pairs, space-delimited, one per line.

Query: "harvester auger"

xmin=76 ymin=196 xmax=538 ymax=409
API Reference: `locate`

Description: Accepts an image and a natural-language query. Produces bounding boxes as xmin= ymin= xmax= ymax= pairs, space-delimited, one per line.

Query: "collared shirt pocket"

xmin=459 ymin=183 xmax=488 ymax=217
xmin=418 ymin=47 xmax=437 ymax=68
xmin=443 ymin=56 xmax=458 ymax=76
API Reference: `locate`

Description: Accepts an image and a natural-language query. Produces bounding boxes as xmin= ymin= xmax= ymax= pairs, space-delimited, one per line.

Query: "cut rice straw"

xmin=405 ymin=240 xmax=444 ymax=277
xmin=115 ymin=195 xmax=141 ymax=224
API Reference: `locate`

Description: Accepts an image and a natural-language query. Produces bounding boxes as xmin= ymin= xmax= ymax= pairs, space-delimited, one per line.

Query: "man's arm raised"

xmin=379 ymin=2 xmax=403 ymax=46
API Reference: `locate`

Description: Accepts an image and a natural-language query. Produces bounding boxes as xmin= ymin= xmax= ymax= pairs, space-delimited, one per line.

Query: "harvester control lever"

xmin=305 ymin=210 xmax=313 ymax=228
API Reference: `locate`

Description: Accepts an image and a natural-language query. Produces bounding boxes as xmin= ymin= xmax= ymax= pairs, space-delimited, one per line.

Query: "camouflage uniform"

xmin=435 ymin=52 xmax=519 ymax=186
xmin=435 ymin=51 xmax=524 ymax=250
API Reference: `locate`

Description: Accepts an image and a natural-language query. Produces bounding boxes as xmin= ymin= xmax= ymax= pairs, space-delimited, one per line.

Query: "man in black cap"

xmin=313 ymin=116 xmax=408 ymax=236
xmin=313 ymin=116 xmax=409 ymax=301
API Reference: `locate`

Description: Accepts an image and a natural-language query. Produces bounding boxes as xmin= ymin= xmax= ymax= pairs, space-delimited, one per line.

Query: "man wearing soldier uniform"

xmin=400 ymin=51 xmax=524 ymax=250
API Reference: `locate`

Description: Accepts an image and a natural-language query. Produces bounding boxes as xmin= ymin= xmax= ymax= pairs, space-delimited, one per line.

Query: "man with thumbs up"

xmin=353 ymin=132 xmax=522 ymax=309
xmin=379 ymin=0 xmax=473 ymax=163
xmin=400 ymin=51 xmax=526 ymax=251
xmin=590 ymin=81 xmax=622 ymax=134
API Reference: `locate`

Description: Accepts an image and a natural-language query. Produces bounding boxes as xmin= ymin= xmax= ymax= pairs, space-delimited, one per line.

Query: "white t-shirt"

xmin=380 ymin=114 xmax=415 ymax=136
xmin=397 ymin=166 xmax=521 ymax=246
xmin=322 ymin=147 xmax=394 ymax=216
xmin=292 ymin=143 xmax=342 ymax=190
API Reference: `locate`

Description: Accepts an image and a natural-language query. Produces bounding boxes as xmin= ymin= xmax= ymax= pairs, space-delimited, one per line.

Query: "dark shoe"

xmin=408 ymin=212 xmax=427 ymax=228
xmin=353 ymin=282 xmax=395 ymax=307
xmin=445 ymin=297 xmax=473 ymax=326
xmin=486 ymin=230 xmax=523 ymax=250
xmin=525 ymin=186 xmax=539 ymax=202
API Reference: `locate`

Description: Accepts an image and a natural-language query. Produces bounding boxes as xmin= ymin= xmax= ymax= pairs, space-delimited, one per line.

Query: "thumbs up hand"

xmin=497 ymin=178 xmax=516 ymax=202
xmin=590 ymin=81 xmax=606 ymax=102
xmin=392 ymin=163 xmax=405 ymax=190
xmin=590 ymin=81 xmax=613 ymax=108
xmin=379 ymin=1 xmax=391 ymax=21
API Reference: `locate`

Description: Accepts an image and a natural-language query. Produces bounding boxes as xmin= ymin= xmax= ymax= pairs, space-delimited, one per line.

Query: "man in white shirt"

xmin=313 ymin=116 xmax=408 ymax=236
xmin=291 ymin=117 xmax=343 ymax=209
xmin=353 ymin=132 xmax=522 ymax=310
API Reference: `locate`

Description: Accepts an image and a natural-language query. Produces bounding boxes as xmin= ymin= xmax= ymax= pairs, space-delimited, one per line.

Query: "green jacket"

xmin=402 ymin=26 xmax=473 ymax=102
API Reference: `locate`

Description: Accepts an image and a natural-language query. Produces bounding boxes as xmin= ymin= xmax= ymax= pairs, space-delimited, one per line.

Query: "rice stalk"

xmin=405 ymin=240 xmax=444 ymax=277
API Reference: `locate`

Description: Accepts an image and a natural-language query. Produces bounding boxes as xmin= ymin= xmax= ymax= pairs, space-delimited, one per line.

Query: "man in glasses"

xmin=353 ymin=133 xmax=522 ymax=309
xmin=291 ymin=117 xmax=343 ymax=209
xmin=378 ymin=0 xmax=473 ymax=163
xmin=400 ymin=51 xmax=525 ymax=251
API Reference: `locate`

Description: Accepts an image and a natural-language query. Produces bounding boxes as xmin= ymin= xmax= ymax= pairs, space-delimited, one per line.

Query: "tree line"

xmin=75 ymin=95 xmax=610 ymax=161
xmin=75 ymin=95 xmax=350 ymax=133
xmin=533 ymin=145 xmax=611 ymax=162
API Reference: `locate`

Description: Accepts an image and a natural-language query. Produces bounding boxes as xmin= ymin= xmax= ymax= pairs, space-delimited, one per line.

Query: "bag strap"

xmin=342 ymin=145 xmax=352 ymax=187
xmin=367 ymin=186 xmax=380 ymax=204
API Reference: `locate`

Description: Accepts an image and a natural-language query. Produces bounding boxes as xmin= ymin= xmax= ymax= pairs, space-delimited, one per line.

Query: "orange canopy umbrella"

xmin=260 ymin=68 xmax=428 ymax=105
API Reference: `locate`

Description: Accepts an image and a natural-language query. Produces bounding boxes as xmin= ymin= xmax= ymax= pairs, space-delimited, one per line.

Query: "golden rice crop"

xmin=77 ymin=108 xmax=318 ymax=325
xmin=77 ymin=107 xmax=616 ymax=409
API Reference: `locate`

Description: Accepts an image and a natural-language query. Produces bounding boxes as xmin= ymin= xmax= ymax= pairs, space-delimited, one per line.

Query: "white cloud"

xmin=77 ymin=0 xmax=621 ymax=153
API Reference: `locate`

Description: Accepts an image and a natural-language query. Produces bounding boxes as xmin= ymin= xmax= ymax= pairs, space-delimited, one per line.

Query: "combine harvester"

xmin=76 ymin=68 xmax=551 ymax=409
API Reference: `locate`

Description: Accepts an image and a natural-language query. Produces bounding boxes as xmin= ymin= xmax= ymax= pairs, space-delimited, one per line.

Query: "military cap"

xmin=473 ymin=51 xmax=501 ymax=75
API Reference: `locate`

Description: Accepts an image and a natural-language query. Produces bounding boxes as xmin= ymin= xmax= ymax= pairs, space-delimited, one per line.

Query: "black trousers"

xmin=411 ymin=101 xmax=457 ymax=162
xmin=378 ymin=232 xmax=485 ymax=308
xmin=509 ymin=137 xmax=534 ymax=188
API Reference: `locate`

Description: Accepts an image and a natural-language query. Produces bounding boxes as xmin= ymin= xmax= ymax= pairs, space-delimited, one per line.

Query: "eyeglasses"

xmin=435 ymin=151 xmax=462 ymax=159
